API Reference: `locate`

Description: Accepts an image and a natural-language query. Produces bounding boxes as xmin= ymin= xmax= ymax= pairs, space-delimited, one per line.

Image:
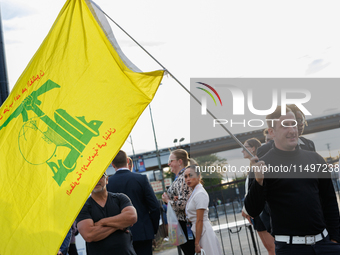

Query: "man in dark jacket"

xmin=107 ymin=150 xmax=160 ymax=255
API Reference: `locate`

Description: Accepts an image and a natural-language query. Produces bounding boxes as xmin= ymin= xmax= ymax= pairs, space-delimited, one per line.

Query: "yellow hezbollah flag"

xmin=0 ymin=0 xmax=164 ymax=254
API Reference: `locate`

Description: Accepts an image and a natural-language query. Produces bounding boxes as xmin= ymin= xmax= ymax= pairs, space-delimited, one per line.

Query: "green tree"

xmin=162 ymin=154 xmax=228 ymax=191
xmin=194 ymin=154 xmax=227 ymax=190
xmin=163 ymin=167 xmax=174 ymax=181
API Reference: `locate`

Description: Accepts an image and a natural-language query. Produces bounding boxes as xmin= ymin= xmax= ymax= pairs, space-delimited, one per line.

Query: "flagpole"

xmin=100 ymin=10 xmax=254 ymax=157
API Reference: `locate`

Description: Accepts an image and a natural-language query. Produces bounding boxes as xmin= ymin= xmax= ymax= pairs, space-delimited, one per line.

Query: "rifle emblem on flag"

xmin=1 ymin=79 xmax=103 ymax=186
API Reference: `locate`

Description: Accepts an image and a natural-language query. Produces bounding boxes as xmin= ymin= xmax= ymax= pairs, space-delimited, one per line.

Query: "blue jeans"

xmin=275 ymin=236 xmax=340 ymax=255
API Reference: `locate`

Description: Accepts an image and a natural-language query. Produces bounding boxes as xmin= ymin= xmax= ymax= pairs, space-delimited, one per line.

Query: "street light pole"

xmin=149 ymin=105 xmax=166 ymax=192
xmin=129 ymin=135 xmax=137 ymax=172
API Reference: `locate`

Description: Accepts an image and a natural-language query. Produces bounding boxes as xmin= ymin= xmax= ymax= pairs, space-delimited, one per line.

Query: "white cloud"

xmin=2 ymin=0 xmax=340 ymax=154
xmin=0 ymin=1 xmax=35 ymax=20
xmin=305 ymin=59 xmax=331 ymax=75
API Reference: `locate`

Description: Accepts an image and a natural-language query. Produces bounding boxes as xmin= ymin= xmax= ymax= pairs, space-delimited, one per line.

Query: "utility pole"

xmin=129 ymin=135 xmax=137 ymax=172
xmin=149 ymin=105 xmax=165 ymax=192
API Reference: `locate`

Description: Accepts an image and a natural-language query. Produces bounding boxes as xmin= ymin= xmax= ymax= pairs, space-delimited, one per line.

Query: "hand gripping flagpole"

xmin=99 ymin=8 xmax=254 ymax=157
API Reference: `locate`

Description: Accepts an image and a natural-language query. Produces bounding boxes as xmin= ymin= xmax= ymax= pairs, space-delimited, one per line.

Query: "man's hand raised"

xmin=250 ymin=156 xmax=267 ymax=186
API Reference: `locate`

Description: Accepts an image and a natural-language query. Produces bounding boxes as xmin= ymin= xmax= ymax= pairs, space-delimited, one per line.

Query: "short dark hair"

xmin=112 ymin=150 xmax=127 ymax=168
xmin=266 ymin=106 xmax=292 ymax=128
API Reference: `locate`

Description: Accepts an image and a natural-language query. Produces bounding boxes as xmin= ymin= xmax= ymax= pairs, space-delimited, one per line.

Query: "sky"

xmin=1 ymin=0 xmax=340 ymax=162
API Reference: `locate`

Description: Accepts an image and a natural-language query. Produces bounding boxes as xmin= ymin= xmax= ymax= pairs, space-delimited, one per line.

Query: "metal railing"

xmin=204 ymin=178 xmax=265 ymax=255
xmin=156 ymin=174 xmax=340 ymax=255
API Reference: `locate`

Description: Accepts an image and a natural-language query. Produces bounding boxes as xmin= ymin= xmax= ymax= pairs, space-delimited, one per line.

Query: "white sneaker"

xmin=164 ymin=237 xmax=169 ymax=242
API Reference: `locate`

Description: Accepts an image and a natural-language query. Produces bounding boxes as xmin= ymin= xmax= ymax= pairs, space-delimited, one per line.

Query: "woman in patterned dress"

xmin=162 ymin=149 xmax=195 ymax=255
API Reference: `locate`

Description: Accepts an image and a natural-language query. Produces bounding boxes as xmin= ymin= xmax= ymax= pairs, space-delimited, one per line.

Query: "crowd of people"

xmin=65 ymin=148 xmax=223 ymax=255
xmin=61 ymin=104 xmax=340 ymax=255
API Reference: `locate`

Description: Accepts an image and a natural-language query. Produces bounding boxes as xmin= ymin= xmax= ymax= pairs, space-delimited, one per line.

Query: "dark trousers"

xmin=68 ymin=243 xmax=78 ymax=255
xmin=133 ymin=239 xmax=153 ymax=255
xmin=179 ymin=220 xmax=195 ymax=255
xmin=275 ymin=236 xmax=340 ymax=255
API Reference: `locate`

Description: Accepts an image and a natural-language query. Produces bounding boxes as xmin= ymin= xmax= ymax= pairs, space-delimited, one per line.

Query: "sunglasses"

xmin=168 ymin=159 xmax=177 ymax=164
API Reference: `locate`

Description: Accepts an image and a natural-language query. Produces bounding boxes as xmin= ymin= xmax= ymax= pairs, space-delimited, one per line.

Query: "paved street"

xmin=154 ymin=211 xmax=267 ymax=255
xmin=155 ymin=193 xmax=340 ymax=255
